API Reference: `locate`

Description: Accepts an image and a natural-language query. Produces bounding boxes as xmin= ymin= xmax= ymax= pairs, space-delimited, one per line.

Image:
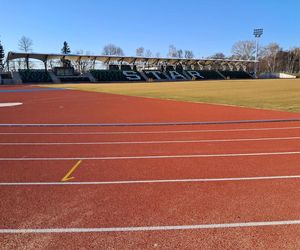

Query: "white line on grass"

xmin=1 ymin=126 xmax=300 ymax=135
xmin=2 ymin=220 xmax=300 ymax=233
xmin=1 ymin=151 xmax=300 ymax=161
xmin=2 ymin=175 xmax=300 ymax=186
xmin=1 ymin=136 xmax=300 ymax=145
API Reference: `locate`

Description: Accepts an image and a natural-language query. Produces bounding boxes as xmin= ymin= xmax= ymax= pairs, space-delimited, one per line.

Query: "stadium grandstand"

xmin=2 ymin=51 xmax=255 ymax=84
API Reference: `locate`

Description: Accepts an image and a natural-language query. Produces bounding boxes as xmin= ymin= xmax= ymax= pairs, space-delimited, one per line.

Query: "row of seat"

xmin=220 ymin=71 xmax=253 ymax=79
xmin=18 ymin=69 xmax=253 ymax=83
xmin=19 ymin=70 xmax=52 ymax=83
xmin=90 ymin=70 xmax=144 ymax=82
xmin=59 ymin=76 xmax=91 ymax=83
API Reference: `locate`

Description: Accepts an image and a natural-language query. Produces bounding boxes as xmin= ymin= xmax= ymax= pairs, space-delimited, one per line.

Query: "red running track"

xmin=1 ymin=85 xmax=300 ymax=249
xmin=0 ymin=85 xmax=300 ymax=124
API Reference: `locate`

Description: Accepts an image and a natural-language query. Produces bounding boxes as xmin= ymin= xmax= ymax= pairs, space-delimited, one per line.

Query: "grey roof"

xmin=7 ymin=51 xmax=256 ymax=65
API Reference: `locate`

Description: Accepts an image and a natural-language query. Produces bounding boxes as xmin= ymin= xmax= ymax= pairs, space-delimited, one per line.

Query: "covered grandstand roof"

xmin=7 ymin=52 xmax=256 ymax=65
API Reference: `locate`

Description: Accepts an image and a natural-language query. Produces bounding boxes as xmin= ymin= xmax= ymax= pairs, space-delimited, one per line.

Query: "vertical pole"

xmin=254 ymin=37 xmax=259 ymax=78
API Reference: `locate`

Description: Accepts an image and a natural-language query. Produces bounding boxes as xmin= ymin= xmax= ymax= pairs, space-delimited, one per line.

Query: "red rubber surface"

xmin=1 ymin=85 xmax=300 ymax=249
xmin=0 ymin=86 xmax=299 ymax=124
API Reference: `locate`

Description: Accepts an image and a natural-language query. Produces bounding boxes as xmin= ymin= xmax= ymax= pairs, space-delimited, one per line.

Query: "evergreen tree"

xmin=0 ymin=41 xmax=5 ymax=71
xmin=61 ymin=41 xmax=71 ymax=54
xmin=61 ymin=41 xmax=71 ymax=67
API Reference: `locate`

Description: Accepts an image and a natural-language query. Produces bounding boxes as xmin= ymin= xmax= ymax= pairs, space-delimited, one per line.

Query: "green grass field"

xmin=47 ymin=78 xmax=300 ymax=113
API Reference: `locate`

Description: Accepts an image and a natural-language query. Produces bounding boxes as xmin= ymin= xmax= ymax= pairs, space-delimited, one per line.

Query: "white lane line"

xmin=2 ymin=175 xmax=300 ymax=186
xmin=2 ymin=220 xmax=300 ymax=233
xmin=1 ymin=126 xmax=300 ymax=135
xmin=0 ymin=102 xmax=23 ymax=108
xmin=1 ymin=151 xmax=300 ymax=161
xmin=1 ymin=136 xmax=300 ymax=145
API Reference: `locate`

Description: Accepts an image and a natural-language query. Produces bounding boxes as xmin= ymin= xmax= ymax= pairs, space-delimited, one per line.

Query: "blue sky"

xmin=0 ymin=0 xmax=299 ymax=57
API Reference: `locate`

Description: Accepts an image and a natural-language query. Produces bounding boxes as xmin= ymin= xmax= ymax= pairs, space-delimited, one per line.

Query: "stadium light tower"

xmin=253 ymin=28 xmax=263 ymax=77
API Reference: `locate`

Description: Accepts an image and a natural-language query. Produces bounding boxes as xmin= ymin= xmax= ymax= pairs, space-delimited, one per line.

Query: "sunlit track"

xmin=1 ymin=118 xmax=300 ymax=127
xmin=1 ymin=151 xmax=300 ymax=161
xmin=1 ymin=125 xmax=300 ymax=135
xmin=0 ymin=136 xmax=300 ymax=145
xmin=2 ymin=85 xmax=300 ymax=249
xmin=2 ymin=174 xmax=300 ymax=186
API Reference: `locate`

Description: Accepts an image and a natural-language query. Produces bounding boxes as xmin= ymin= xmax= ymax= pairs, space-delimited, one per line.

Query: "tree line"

xmin=1 ymin=36 xmax=300 ymax=74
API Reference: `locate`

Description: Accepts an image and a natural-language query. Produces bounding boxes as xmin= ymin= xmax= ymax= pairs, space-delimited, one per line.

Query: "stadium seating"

xmin=175 ymin=65 xmax=184 ymax=72
xmin=165 ymin=66 xmax=175 ymax=71
xmin=219 ymin=70 xmax=253 ymax=79
xmin=120 ymin=65 xmax=132 ymax=70
xmin=143 ymin=70 xmax=169 ymax=81
xmin=165 ymin=70 xmax=187 ymax=80
xmin=90 ymin=70 xmax=144 ymax=82
xmin=219 ymin=71 xmax=253 ymax=79
xmin=17 ymin=69 xmax=253 ymax=83
xmin=59 ymin=76 xmax=91 ymax=83
xmin=108 ymin=65 xmax=120 ymax=70
xmin=19 ymin=70 xmax=52 ymax=83
xmin=197 ymin=70 xmax=224 ymax=80
xmin=0 ymin=73 xmax=12 ymax=79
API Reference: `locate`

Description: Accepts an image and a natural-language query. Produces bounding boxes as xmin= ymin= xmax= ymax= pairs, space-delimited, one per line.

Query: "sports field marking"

xmin=0 ymin=102 xmax=23 ymax=108
xmin=1 ymin=126 xmax=300 ymax=135
xmin=1 ymin=136 xmax=300 ymax=145
xmin=2 ymin=220 xmax=300 ymax=233
xmin=2 ymin=175 xmax=300 ymax=186
xmin=61 ymin=160 xmax=82 ymax=182
xmin=1 ymin=151 xmax=300 ymax=161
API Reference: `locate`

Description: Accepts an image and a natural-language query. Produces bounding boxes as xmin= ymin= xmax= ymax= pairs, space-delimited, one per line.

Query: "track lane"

xmin=1 ymin=121 xmax=300 ymax=133
xmin=1 ymin=128 xmax=300 ymax=143
xmin=1 ymin=225 xmax=300 ymax=249
xmin=2 ymin=180 xmax=300 ymax=229
xmin=0 ymin=139 xmax=299 ymax=158
xmin=2 ymin=155 xmax=300 ymax=183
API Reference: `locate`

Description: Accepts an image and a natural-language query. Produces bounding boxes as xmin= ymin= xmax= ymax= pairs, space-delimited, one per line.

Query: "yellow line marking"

xmin=61 ymin=160 xmax=82 ymax=182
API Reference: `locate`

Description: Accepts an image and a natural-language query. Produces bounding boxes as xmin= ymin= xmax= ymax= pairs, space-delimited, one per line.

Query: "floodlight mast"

xmin=253 ymin=28 xmax=263 ymax=78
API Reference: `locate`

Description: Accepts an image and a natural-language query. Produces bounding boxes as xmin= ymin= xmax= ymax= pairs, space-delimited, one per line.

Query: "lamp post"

xmin=253 ymin=28 xmax=263 ymax=78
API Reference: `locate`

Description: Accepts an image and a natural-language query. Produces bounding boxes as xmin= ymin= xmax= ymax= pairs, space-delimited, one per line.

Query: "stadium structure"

xmin=1 ymin=52 xmax=256 ymax=84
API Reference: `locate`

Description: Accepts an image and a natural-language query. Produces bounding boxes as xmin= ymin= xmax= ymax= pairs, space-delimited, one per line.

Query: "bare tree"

xmin=145 ymin=49 xmax=152 ymax=57
xmin=261 ymin=43 xmax=281 ymax=72
xmin=0 ymin=40 xmax=4 ymax=71
xmin=168 ymin=45 xmax=178 ymax=58
xmin=155 ymin=52 xmax=161 ymax=58
xmin=102 ymin=44 xmax=124 ymax=56
xmin=285 ymin=48 xmax=296 ymax=73
xmin=136 ymin=47 xmax=144 ymax=57
xmin=18 ymin=36 xmax=33 ymax=69
xmin=177 ymin=49 xmax=183 ymax=58
xmin=294 ymin=48 xmax=300 ymax=73
xmin=184 ymin=50 xmax=194 ymax=59
xmin=232 ymin=40 xmax=256 ymax=60
xmin=210 ymin=52 xmax=225 ymax=59
xmin=288 ymin=47 xmax=300 ymax=73
xmin=18 ymin=36 xmax=33 ymax=52
xmin=75 ymin=50 xmax=92 ymax=73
